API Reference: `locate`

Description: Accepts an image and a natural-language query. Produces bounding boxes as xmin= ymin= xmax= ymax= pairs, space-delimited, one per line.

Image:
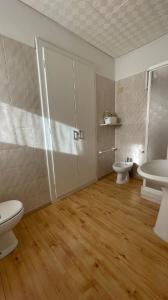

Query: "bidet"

xmin=113 ymin=161 xmax=133 ymax=184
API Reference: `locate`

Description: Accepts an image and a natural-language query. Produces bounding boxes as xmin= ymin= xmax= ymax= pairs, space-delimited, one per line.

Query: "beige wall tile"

xmin=115 ymin=72 xmax=147 ymax=175
xmin=0 ymin=34 xmax=50 ymax=213
xmin=3 ymin=36 xmax=40 ymax=111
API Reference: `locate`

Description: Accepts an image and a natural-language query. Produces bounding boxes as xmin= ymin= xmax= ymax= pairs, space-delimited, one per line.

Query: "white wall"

xmin=0 ymin=0 xmax=115 ymax=80
xmin=115 ymin=34 xmax=168 ymax=81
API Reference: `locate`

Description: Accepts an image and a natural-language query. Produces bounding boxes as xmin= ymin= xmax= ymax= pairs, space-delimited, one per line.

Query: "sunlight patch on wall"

xmin=0 ymin=102 xmax=82 ymax=156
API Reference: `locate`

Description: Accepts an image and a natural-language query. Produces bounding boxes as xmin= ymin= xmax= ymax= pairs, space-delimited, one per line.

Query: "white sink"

xmin=138 ymin=160 xmax=168 ymax=242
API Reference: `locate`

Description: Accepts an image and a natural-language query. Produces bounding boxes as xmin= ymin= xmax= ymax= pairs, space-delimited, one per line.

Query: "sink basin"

xmin=138 ymin=160 xmax=168 ymax=242
xmin=138 ymin=160 xmax=168 ymax=186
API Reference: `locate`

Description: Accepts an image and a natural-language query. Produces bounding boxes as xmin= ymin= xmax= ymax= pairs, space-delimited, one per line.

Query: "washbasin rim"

xmin=138 ymin=159 xmax=168 ymax=183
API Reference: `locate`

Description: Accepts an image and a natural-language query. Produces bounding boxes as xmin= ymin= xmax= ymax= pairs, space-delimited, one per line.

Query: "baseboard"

xmin=24 ymin=179 xmax=97 ymax=216
xmin=53 ymin=178 xmax=98 ymax=202
xmin=98 ymin=171 xmax=114 ymax=180
xmin=24 ymin=202 xmax=51 ymax=217
xmin=141 ymin=186 xmax=162 ymax=204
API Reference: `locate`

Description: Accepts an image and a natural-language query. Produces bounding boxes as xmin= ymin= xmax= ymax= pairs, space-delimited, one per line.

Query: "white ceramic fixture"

xmin=104 ymin=116 xmax=118 ymax=125
xmin=0 ymin=200 xmax=24 ymax=259
xmin=113 ymin=162 xmax=133 ymax=184
xmin=138 ymin=160 xmax=168 ymax=242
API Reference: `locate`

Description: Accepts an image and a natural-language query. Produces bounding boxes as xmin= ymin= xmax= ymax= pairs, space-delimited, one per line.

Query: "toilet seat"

xmin=0 ymin=200 xmax=24 ymax=259
xmin=0 ymin=200 xmax=23 ymax=225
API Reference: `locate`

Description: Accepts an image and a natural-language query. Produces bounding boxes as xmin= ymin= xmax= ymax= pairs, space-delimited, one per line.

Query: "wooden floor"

xmin=0 ymin=174 xmax=168 ymax=300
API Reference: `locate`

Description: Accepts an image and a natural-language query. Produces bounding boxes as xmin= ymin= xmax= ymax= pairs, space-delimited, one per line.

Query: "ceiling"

xmin=20 ymin=0 xmax=168 ymax=57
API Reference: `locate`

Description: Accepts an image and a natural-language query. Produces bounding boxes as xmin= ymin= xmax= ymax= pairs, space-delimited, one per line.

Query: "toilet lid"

xmin=0 ymin=200 xmax=23 ymax=225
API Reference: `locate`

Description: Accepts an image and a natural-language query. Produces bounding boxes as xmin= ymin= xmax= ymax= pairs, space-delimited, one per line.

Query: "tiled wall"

xmin=115 ymin=72 xmax=147 ymax=174
xmin=0 ymin=33 xmax=148 ymax=212
xmin=0 ymin=34 xmax=50 ymax=213
xmin=96 ymin=74 xmax=115 ymax=178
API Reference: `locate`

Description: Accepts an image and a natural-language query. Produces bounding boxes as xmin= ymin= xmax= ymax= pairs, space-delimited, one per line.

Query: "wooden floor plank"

xmin=0 ymin=174 xmax=168 ymax=299
xmin=0 ymin=272 xmax=5 ymax=300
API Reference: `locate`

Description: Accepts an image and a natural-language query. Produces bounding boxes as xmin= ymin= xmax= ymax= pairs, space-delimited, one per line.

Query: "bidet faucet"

xmin=126 ymin=157 xmax=132 ymax=162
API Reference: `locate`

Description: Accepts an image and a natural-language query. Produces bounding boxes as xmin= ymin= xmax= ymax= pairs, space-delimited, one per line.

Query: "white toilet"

xmin=0 ymin=200 xmax=24 ymax=259
xmin=113 ymin=161 xmax=133 ymax=184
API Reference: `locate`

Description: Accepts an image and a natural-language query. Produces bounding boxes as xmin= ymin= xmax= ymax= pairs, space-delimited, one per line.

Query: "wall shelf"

xmin=99 ymin=123 xmax=122 ymax=127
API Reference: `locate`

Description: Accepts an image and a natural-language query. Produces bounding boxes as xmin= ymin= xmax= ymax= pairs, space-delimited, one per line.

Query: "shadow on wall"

xmin=0 ymin=33 xmax=84 ymax=213
xmin=0 ymin=100 xmax=52 ymax=213
xmin=0 ymin=32 xmax=85 ymax=213
xmin=0 ymin=33 xmax=52 ymax=213
xmin=0 ymin=102 xmax=82 ymax=212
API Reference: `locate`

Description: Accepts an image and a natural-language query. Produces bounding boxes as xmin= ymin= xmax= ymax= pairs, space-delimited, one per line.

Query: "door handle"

xmin=73 ymin=130 xmax=79 ymax=140
xmin=79 ymin=130 xmax=84 ymax=140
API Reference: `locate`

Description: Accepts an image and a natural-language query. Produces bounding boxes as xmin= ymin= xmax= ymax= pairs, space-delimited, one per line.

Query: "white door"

xmin=75 ymin=60 xmax=97 ymax=185
xmin=44 ymin=47 xmax=78 ymax=197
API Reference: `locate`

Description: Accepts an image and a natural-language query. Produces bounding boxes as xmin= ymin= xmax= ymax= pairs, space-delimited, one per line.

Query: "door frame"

xmin=35 ymin=37 xmax=97 ymax=202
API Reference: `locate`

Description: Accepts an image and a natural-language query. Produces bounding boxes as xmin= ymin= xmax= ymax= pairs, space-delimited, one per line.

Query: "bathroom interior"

xmin=0 ymin=0 xmax=168 ymax=299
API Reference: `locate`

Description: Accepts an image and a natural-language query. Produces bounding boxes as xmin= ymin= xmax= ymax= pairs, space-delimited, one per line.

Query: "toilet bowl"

xmin=0 ymin=200 xmax=24 ymax=259
xmin=113 ymin=161 xmax=133 ymax=184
